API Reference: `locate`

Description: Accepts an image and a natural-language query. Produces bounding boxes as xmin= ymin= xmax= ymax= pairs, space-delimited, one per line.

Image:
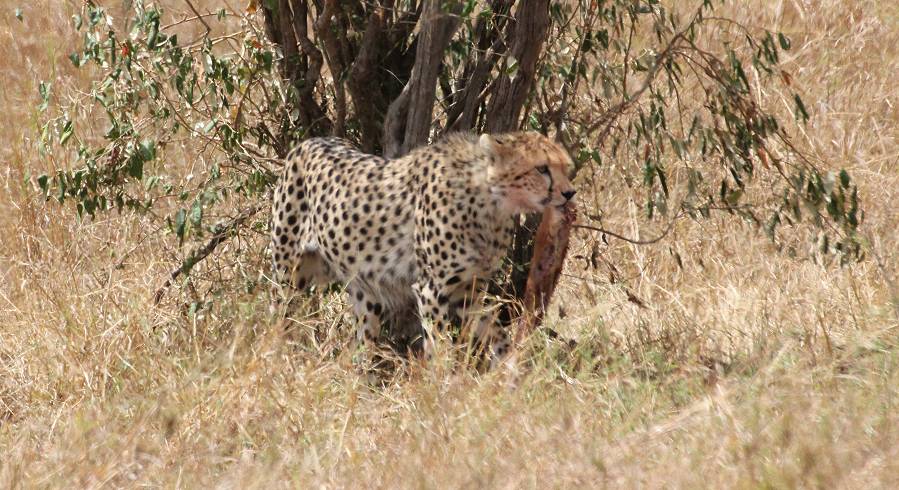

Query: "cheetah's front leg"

xmin=412 ymin=279 xmax=455 ymax=358
xmin=415 ymin=279 xmax=514 ymax=368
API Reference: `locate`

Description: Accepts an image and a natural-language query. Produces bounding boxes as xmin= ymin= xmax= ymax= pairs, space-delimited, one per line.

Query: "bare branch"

xmin=276 ymin=0 xmax=301 ymax=81
xmin=347 ymin=1 xmax=395 ymax=151
xmin=383 ymin=0 xmax=463 ymax=157
xmin=291 ymin=0 xmax=329 ymax=128
xmin=444 ymin=0 xmax=512 ymax=132
xmin=153 ymin=204 xmax=265 ymax=305
xmin=183 ymin=0 xmax=212 ymax=36
xmin=262 ymin=0 xmax=332 ymax=136
xmin=574 ymin=215 xmax=681 ymax=246
xmin=485 ymin=0 xmax=551 ymax=132
xmin=584 ymin=6 xmax=704 ymax=147
xmin=314 ymin=0 xmax=349 ymax=136
xmin=383 ymin=84 xmax=412 ymax=158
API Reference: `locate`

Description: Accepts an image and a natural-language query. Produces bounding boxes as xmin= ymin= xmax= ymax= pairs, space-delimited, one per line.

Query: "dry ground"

xmin=1 ymin=0 xmax=898 ymax=488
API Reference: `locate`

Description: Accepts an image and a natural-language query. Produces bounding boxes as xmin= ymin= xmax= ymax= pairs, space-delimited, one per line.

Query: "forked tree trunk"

xmin=383 ymin=0 xmax=464 ymax=157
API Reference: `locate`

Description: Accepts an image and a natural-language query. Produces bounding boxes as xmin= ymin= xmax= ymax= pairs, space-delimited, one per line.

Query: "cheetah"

xmin=269 ymin=132 xmax=576 ymax=362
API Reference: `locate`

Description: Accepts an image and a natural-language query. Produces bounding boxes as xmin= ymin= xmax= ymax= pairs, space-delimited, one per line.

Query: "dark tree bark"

xmin=444 ymin=0 xmax=512 ymax=132
xmin=383 ymin=0 xmax=463 ymax=157
xmin=485 ymin=0 xmax=550 ymax=133
xmin=290 ymin=1 xmax=330 ymax=134
xmin=347 ymin=1 xmax=394 ymax=152
xmin=265 ymin=0 xmax=550 ymax=155
xmin=313 ymin=0 xmax=350 ymax=136
xmin=263 ymin=0 xmax=331 ymax=137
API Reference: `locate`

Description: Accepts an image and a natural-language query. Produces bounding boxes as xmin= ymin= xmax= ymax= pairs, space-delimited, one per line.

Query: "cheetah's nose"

xmin=561 ymin=189 xmax=576 ymax=201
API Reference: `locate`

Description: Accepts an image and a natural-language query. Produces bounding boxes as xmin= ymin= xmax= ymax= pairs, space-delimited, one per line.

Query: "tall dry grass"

xmin=1 ymin=0 xmax=898 ymax=488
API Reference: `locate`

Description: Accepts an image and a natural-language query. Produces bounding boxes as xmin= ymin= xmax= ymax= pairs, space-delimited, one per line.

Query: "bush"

xmin=36 ymin=0 xmax=862 ymax=316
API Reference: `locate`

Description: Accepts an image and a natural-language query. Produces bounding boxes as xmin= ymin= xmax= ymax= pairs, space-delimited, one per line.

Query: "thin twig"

xmin=553 ymin=5 xmax=597 ymax=156
xmin=162 ymin=11 xmax=233 ymax=31
xmin=585 ymin=4 xmax=706 ymax=146
xmin=574 ymin=214 xmax=681 ymax=245
xmin=153 ymin=203 xmax=264 ymax=304
xmin=183 ymin=0 xmax=212 ymax=36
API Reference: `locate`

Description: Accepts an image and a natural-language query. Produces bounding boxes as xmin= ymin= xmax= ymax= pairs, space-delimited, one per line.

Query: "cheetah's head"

xmin=481 ymin=132 xmax=577 ymax=215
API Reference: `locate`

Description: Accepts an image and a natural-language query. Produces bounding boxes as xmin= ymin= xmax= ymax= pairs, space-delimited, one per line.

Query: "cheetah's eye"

xmin=536 ymin=165 xmax=550 ymax=175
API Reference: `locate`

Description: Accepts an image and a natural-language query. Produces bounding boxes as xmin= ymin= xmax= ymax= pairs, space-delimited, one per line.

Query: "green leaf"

xmin=87 ymin=5 xmax=103 ymax=27
xmin=37 ymin=174 xmax=49 ymax=196
xmin=778 ymin=32 xmax=791 ymax=50
xmin=139 ymin=139 xmax=156 ymax=162
xmin=37 ymin=81 xmax=50 ymax=112
xmin=105 ymin=123 xmax=120 ymax=140
xmin=127 ymin=154 xmax=144 ymax=179
xmin=827 ymin=190 xmax=842 ymax=220
xmin=505 ymin=55 xmax=519 ymax=76
xmin=56 ymin=171 xmax=67 ymax=203
xmin=656 ymin=166 xmax=669 ymax=197
xmin=145 ymin=175 xmax=160 ymax=190
xmin=725 ymin=189 xmax=743 ymax=206
xmin=847 ymin=188 xmax=859 ymax=227
xmin=190 ymin=200 xmax=203 ymax=228
xmin=60 ymin=120 xmax=74 ymax=146
xmin=174 ymin=208 xmax=187 ymax=245
xmin=793 ymin=94 xmax=809 ymax=122
xmin=461 ymin=0 xmax=477 ymax=17
xmin=261 ymin=50 xmax=273 ymax=70
xmin=147 ymin=21 xmax=159 ymax=49
xmin=839 ymin=169 xmax=850 ymax=189
xmin=765 ymin=213 xmax=780 ymax=238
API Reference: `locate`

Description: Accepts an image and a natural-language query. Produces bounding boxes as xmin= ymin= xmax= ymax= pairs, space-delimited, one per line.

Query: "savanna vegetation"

xmin=1 ymin=0 xmax=897 ymax=487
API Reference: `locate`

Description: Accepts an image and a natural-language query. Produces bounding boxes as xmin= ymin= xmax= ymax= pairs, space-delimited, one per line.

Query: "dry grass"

xmin=1 ymin=0 xmax=898 ymax=488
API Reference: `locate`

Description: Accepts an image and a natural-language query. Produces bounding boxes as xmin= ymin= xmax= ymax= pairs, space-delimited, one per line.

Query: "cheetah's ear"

xmin=480 ymin=133 xmax=514 ymax=164
xmin=479 ymin=133 xmax=495 ymax=153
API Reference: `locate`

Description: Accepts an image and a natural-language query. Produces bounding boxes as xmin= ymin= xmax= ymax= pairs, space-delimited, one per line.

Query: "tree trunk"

xmin=383 ymin=0 xmax=463 ymax=157
xmin=263 ymin=0 xmax=331 ymax=138
xmin=485 ymin=0 xmax=551 ymax=132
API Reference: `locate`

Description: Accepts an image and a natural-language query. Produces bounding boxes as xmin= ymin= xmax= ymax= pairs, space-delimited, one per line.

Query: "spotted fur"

xmin=270 ymin=132 xmax=576 ymax=362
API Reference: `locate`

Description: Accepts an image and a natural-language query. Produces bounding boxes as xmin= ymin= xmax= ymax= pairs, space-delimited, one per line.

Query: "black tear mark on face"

xmin=543 ymin=165 xmax=555 ymax=203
